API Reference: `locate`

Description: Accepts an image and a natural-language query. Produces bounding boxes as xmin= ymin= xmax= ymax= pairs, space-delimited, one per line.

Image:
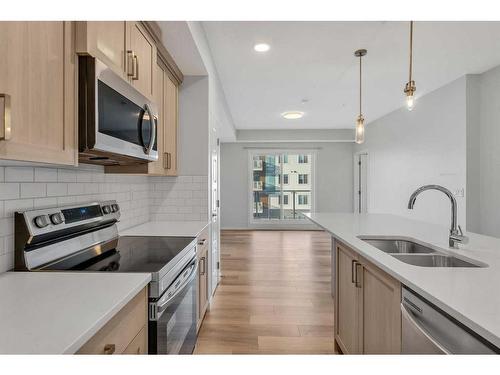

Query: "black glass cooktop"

xmin=41 ymin=236 xmax=196 ymax=273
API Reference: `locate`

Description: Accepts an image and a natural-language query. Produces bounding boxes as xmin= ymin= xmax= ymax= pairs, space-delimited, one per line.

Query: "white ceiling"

xmin=202 ymin=21 xmax=500 ymax=130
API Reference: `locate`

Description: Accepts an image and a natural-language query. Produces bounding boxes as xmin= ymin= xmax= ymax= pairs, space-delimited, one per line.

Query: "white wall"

xmin=468 ymin=64 xmax=500 ymax=237
xmin=355 ymin=77 xmax=468 ymax=229
xmin=220 ymin=142 xmax=354 ymax=229
xmin=178 ymin=76 xmax=209 ymax=176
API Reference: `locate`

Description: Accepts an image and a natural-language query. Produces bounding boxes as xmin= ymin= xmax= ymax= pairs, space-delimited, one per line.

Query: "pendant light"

xmin=354 ymin=49 xmax=367 ymax=144
xmin=404 ymin=21 xmax=416 ymax=110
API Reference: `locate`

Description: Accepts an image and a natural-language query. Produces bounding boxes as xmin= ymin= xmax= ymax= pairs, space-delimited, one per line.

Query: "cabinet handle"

xmin=126 ymin=50 xmax=135 ymax=77
xmin=200 ymin=257 xmax=206 ymax=276
xmin=133 ymin=55 xmax=139 ymax=80
xmin=164 ymin=152 xmax=171 ymax=170
xmin=0 ymin=94 xmax=11 ymax=141
xmin=354 ymin=262 xmax=362 ymax=288
xmin=103 ymin=344 xmax=115 ymax=354
xmin=163 ymin=152 xmax=168 ymax=169
xmin=351 ymin=259 xmax=357 ymax=284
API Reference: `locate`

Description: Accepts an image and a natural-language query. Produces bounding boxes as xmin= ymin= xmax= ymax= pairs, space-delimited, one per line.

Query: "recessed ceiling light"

xmin=281 ymin=111 xmax=304 ymax=120
xmin=254 ymin=43 xmax=270 ymax=52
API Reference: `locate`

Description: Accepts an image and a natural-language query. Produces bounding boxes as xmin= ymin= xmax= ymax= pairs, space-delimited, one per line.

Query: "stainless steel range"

xmin=14 ymin=200 xmax=198 ymax=355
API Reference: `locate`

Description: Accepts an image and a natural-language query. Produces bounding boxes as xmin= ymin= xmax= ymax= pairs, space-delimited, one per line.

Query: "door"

xmin=150 ymin=259 xmax=198 ymax=354
xmin=128 ymin=22 xmax=155 ymax=100
xmin=76 ymin=21 xmax=127 ymax=78
xmin=0 ymin=21 xmax=76 ymax=166
xmin=360 ymin=259 xmax=401 ymax=354
xmin=210 ymin=131 xmax=221 ymax=296
xmin=336 ymin=244 xmax=361 ymax=354
xmin=354 ymin=153 xmax=368 ymax=213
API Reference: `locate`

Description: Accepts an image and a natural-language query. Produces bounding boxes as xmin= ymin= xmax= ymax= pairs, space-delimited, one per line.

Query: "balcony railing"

xmin=252 ymin=189 xmax=311 ymax=220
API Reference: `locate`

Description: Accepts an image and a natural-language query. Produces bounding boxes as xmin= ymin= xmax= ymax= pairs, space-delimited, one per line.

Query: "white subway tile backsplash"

xmin=34 ymin=168 xmax=58 ymax=182
xmin=58 ymin=169 xmax=77 ymax=182
xmin=0 ymin=166 xmax=208 ymax=274
xmin=5 ymin=167 xmax=34 ymax=182
xmin=0 ymin=183 xmax=20 ymax=200
xmin=20 ymin=183 xmax=46 ymax=198
xmin=47 ymin=183 xmax=68 ymax=197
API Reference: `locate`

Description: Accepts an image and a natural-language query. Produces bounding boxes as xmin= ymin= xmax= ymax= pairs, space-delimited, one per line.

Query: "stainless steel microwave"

xmin=78 ymin=56 xmax=158 ymax=166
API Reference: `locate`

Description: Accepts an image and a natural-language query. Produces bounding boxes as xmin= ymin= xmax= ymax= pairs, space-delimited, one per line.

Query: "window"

xmin=298 ymin=155 xmax=309 ymax=163
xmin=253 ymin=158 xmax=263 ymax=170
xmin=283 ymin=195 xmax=289 ymax=205
xmin=250 ymin=152 xmax=313 ymax=222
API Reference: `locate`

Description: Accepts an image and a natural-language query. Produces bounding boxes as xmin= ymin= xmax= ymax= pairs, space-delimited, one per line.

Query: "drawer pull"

xmin=103 ymin=344 xmax=115 ymax=354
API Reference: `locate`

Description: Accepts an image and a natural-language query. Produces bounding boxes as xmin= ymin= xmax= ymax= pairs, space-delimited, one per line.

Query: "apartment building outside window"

xmin=298 ymin=174 xmax=308 ymax=184
xmin=250 ymin=151 xmax=314 ymax=223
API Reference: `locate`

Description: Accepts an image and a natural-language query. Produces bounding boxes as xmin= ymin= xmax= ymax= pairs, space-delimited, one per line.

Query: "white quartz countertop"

xmin=305 ymin=212 xmax=500 ymax=348
xmin=120 ymin=221 xmax=210 ymax=238
xmin=0 ymin=272 xmax=151 ymax=354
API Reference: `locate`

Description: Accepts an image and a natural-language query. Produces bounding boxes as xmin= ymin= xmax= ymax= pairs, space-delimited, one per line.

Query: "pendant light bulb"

xmin=355 ymin=116 xmax=365 ymax=144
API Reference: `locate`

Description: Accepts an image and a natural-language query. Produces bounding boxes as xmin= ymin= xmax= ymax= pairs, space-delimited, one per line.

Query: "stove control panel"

xmin=19 ymin=200 xmax=120 ymax=238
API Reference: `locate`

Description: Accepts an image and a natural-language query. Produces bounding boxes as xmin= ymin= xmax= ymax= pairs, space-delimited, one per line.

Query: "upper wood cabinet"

xmin=128 ymin=22 xmax=156 ymax=100
xmin=0 ymin=21 xmax=76 ymax=166
xmin=163 ymin=71 xmax=178 ymax=176
xmin=76 ymin=21 xmax=156 ymax=100
xmin=335 ymin=242 xmax=401 ymax=354
xmin=75 ymin=21 xmax=127 ymax=79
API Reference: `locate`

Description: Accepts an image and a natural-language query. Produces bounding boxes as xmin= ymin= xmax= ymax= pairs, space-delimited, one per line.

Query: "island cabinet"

xmin=76 ymin=21 xmax=156 ymax=100
xmin=335 ymin=242 xmax=401 ymax=354
xmin=0 ymin=21 xmax=77 ymax=166
xmin=77 ymin=287 xmax=148 ymax=355
xmin=197 ymin=226 xmax=210 ymax=331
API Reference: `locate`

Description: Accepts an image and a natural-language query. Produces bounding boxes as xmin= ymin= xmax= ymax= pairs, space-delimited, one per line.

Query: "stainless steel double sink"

xmin=358 ymin=237 xmax=485 ymax=268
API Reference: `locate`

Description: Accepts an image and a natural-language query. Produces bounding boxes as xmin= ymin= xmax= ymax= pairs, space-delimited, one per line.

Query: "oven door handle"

xmin=157 ymin=260 xmax=198 ymax=315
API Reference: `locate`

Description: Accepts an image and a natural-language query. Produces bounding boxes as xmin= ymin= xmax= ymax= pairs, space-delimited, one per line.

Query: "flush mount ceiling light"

xmin=354 ymin=49 xmax=367 ymax=144
xmin=281 ymin=111 xmax=304 ymax=120
xmin=404 ymin=21 xmax=417 ymax=111
xmin=254 ymin=43 xmax=270 ymax=52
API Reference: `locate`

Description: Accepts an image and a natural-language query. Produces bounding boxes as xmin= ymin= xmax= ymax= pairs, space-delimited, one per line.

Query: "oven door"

xmin=149 ymin=258 xmax=198 ymax=354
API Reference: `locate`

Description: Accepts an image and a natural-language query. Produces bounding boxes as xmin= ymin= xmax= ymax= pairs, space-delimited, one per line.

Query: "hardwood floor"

xmin=194 ymin=230 xmax=334 ymax=354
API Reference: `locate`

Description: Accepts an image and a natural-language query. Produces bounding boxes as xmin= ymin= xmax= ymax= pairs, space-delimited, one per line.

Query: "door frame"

xmin=247 ymin=149 xmax=317 ymax=229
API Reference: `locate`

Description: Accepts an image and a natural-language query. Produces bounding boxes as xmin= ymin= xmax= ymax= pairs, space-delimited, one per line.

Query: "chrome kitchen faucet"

xmin=408 ymin=185 xmax=468 ymax=249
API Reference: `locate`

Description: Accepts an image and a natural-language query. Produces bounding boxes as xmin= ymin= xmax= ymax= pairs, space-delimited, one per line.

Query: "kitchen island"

xmin=305 ymin=212 xmax=500 ymax=351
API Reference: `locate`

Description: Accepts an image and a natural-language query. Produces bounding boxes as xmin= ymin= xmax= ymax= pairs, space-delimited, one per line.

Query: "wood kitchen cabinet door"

xmin=360 ymin=258 xmax=401 ymax=354
xmin=163 ymin=71 xmax=178 ymax=176
xmin=76 ymin=21 xmax=128 ymax=79
xmin=335 ymin=244 xmax=361 ymax=354
xmin=0 ymin=21 xmax=76 ymax=165
xmin=128 ymin=22 xmax=156 ymax=100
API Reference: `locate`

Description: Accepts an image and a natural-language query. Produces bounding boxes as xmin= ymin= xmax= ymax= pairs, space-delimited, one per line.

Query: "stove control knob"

xmin=50 ymin=212 xmax=64 ymax=225
xmin=34 ymin=215 xmax=50 ymax=228
xmin=102 ymin=205 xmax=111 ymax=214
xmin=111 ymin=204 xmax=119 ymax=213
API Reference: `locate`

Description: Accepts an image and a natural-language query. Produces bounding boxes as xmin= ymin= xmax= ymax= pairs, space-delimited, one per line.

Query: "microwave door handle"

xmin=156 ymin=261 xmax=198 ymax=316
xmin=144 ymin=103 xmax=156 ymax=155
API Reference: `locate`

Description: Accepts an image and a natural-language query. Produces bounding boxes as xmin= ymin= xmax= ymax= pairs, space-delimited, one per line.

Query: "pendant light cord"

xmin=359 ymin=54 xmax=362 ymax=116
xmin=409 ymin=21 xmax=413 ymax=83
